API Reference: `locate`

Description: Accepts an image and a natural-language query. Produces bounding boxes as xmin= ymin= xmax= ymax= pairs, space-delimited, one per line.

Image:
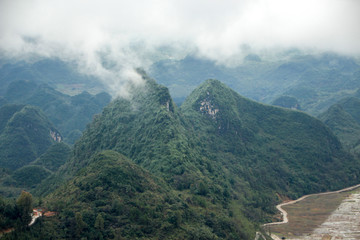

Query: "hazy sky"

xmin=1 ymin=0 xmax=359 ymax=94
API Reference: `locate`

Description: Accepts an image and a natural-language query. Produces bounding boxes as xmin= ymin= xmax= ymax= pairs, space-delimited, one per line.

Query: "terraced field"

xmin=267 ymin=187 xmax=360 ymax=239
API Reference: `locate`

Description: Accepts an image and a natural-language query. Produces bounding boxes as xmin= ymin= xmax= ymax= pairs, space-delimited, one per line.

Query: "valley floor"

xmin=267 ymin=184 xmax=360 ymax=240
xmin=301 ymin=191 xmax=360 ymax=239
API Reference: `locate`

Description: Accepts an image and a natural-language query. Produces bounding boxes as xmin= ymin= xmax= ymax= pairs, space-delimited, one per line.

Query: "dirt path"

xmin=28 ymin=213 xmax=41 ymax=226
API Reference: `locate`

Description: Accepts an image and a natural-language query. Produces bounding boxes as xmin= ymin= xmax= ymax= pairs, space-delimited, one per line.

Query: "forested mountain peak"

xmin=130 ymin=70 xmax=176 ymax=114
xmin=58 ymin=74 xmax=190 ymax=181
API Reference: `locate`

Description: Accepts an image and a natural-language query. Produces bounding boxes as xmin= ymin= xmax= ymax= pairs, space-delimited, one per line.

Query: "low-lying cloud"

xmin=1 ymin=0 xmax=359 ymax=95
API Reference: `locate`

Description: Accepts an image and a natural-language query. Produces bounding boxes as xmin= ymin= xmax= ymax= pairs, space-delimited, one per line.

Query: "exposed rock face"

xmin=199 ymin=92 xmax=219 ymax=119
xmin=50 ymin=130 xmax=62 ymax=142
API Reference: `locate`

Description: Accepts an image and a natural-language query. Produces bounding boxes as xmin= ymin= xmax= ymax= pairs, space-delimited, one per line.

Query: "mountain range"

xmin=149 ymin=52 xmax=360 ymax=115
xmin=1 ymin=54 xmax=360 ymax=239
xmin=13 ymin=72 xmax=359 ymax=239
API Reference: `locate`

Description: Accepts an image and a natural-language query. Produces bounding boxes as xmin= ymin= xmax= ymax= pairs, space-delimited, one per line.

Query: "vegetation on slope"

xmin=29 ymin=74 xmax=360 ymax=239
xmin=0 ymin=104 xmax=61 ymax=171
xmin=3 ymin=80 xmax=111 ymax=144
xmin=272 ymin=95 xmax=301 ymax=110
xmin=1 ymin=142 xmax=71 ymax=198
xmin=0 ymin=191 xmax=33 ymax=234
xmin=0 ymin=105 xmax=71 ymax=197
xmin=31 ymin=142 xmax=71 ymax=172
xmin=7 ymin=151 xmax=253 ymax=239
xmin=5 ymin=166 xmax=52 ymax=189
xmin=35 ymin=75 xmax=262 ymax=239
xmin=319 ymin=97 xmax=360 ymax=155
xmin=3 ymin=71 xmax=359 ymax=239
xmin=45 ymin=150 xmax=190 ymax=239
xmin=182 ymin=79 xmax=359 ymax=199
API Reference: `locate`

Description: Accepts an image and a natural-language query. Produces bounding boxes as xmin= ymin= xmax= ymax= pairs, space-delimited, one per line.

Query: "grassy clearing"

xmin=267 ymin=187 xmax=360 ymax=239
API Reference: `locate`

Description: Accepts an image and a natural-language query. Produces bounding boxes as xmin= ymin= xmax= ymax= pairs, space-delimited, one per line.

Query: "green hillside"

xmin=31 ymin=142 xmax=71 ymax=172
xmin=338 ymin=97 xmax=360 ymax=125
xmin=0 ymin=59 xmax=109 ymax=145
xmin=6 ymin=165 xmax=52 ymax=188
xmin=0 ymin=104 xmax=61 ymax=171
xmin=272 ymin=95 xmax=301 ymax=110
xmin=45 ymin=150 xmax=188 ymax=239
xmin=43 ymin=150 xmax=252 ymax=239
xmin=1 ymin=142 xmax=71 ymax=197
xmin=319 ymin=97 xmax=360 ymax=155
xmin=3 ymin=80 xmax=111 ymax=144
xmin=181 ymin=79 xmax=358 ymax=197
xmin=28 ymin=75 xmax=360 ymax=239
xmin=7 ymin=151 xmax=253 ymax=239
xmin=0 ymin=104 xmax=66 ymax=197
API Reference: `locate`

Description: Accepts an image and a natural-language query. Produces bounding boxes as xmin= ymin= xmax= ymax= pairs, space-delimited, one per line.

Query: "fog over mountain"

xmin=2 ymin=2 xmax=360 ymax=238
xmin=1 ymin=0 xmax=359 ymax=96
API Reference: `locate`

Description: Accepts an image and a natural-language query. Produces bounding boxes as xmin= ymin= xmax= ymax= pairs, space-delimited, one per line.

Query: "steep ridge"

xmin=33 ymin=75 xmax=360 ymax=239
xmin=67 ymin=72 xmax=199 ymax=178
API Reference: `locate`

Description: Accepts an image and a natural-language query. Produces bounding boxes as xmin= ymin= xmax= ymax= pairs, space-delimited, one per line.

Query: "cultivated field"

xmin=267 ymin=187 xmax=360 ymax=239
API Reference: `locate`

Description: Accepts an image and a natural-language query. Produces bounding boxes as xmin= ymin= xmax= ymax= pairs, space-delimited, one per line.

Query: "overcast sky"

xmin=1 ymin=0 xmax=359 ymax=94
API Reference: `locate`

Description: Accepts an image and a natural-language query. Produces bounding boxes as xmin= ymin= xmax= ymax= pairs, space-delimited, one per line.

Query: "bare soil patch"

xmin=266 ymin=187 xmax=360 ymax=239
